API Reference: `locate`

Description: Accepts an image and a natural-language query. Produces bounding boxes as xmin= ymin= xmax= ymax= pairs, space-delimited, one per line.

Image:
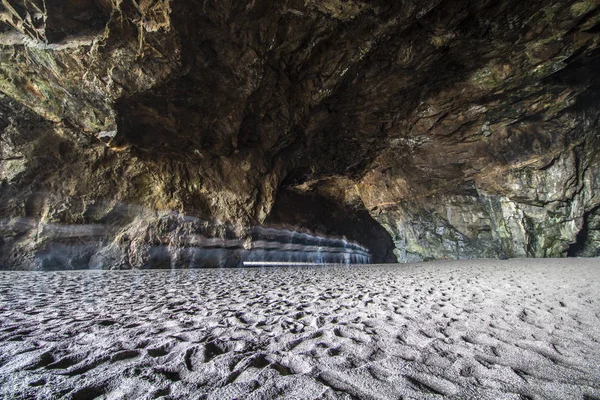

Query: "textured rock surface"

xmin=1 ymin=0 xmax=600 ymax=268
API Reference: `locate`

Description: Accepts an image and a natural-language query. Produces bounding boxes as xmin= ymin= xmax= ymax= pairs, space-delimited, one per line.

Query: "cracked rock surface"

xmin=1 ymin=0 xmax=600 ymax=267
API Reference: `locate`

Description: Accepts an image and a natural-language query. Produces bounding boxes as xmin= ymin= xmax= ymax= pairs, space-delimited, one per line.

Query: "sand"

xmin=0 ymin=258 xmax=599 ymax=399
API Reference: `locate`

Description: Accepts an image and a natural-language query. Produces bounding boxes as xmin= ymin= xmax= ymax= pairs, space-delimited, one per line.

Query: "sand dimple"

xmin=0 ymin=259 xmax=599 ymax=399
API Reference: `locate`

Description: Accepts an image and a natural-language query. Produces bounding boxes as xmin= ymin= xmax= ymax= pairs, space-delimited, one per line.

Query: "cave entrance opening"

xmin=567 ymin=206 xmax=599 ymax=258
xmin=264 ymin=188 xmax=396 ymax=264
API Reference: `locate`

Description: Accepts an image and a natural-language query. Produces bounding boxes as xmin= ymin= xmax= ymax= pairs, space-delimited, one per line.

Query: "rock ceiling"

xmin=0 ymin=0 xmax=599 ymax=268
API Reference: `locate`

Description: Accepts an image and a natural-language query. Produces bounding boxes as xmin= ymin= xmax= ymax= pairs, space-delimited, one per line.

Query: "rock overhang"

xmin=0 ymin=0 xmax=599 ymax=268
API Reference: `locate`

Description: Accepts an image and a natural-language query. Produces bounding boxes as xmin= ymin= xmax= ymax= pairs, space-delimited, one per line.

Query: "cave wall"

xmin=358 ymin=108 xmax=600 ymax=261
xmin=0 ymin=0 xmax=599 ymax=268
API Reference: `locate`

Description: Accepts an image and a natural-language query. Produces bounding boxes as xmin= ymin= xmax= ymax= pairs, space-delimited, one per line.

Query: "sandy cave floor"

xmin=0 ymin=259 xmax=599 ymax=399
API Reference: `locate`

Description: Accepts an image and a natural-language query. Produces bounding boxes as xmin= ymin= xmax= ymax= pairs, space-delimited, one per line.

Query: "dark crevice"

xmin=45 ymin=0 xmax=110 ymax=43
xmin=568 ymin=206 xmax=600 ymax=257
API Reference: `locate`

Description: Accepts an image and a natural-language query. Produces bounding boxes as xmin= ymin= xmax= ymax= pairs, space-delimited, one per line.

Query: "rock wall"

xmin=359 ymin=109 xmax=600 ymax=261
xmin=1 ymin=0 xmax=599 ymax=268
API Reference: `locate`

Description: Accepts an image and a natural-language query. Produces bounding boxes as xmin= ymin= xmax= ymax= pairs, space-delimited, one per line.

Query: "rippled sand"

xmin=1 ymin=259 xmax=599 ymax=399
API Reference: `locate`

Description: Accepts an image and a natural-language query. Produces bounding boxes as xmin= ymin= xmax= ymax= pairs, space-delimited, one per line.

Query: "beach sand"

xmin=1 ymin=258 xmax=599 ymax=399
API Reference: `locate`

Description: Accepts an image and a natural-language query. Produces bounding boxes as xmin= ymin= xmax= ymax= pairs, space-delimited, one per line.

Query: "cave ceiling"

xmin=0 ymin=0 xmax=599 ymax=267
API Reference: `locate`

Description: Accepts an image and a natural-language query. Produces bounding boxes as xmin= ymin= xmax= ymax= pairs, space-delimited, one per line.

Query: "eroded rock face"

xmin=359 ymin=109 xmax=600 ymax=261
xmin=0 ymin=0 xmax=599 ymax=268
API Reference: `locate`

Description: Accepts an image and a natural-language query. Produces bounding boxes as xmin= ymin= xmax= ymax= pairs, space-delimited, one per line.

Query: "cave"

xmin=568 ymin=205 xmax=600 ymax=257
xmin=1 ymin=0 xmax=600 ymax=269
xmin=1 ymin=0 xmax=600 ymax=397
xmin=265 ymin=187 xmax=396 ymax=263
xmin=2 ymin=0 xmax=599 ymax=269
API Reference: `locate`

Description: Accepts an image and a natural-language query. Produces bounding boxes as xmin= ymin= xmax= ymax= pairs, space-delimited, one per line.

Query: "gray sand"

xmin=0 ymin=258 xmax=599 ymax=399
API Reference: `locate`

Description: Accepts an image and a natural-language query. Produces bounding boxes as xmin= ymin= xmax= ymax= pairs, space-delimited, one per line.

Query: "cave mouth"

xmin=568 ymin=220 xmax=589 ymax=257
xmin=264 ymin=188 xmax=397 ymax=264
xmin=567 ymin=206 xmax=600 ymax=258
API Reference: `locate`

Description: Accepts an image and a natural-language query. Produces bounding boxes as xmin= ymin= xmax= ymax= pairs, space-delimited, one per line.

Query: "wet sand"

xmin=1 ymin=258 xmax=599 ymax=399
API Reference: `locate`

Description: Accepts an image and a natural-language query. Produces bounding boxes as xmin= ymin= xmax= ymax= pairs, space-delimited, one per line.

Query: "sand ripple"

xmin=1 ymin=259 xmax=599 ymax=399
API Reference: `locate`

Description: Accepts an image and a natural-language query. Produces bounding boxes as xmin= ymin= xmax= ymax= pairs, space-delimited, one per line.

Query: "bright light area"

xmin=242 ymin=261 xmax=340 ymax=266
